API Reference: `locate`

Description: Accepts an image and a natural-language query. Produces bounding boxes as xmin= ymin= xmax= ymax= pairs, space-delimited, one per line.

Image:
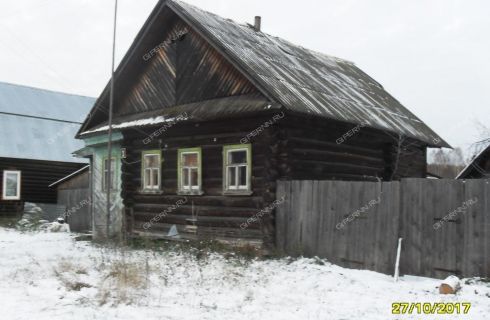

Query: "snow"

xmin=441 ymin=275 xmax=462 ymax=292
xmin=80 ymin=115 xmax=188 ymax=135
xmin=0 ymin=227 xmax=489 ymax=319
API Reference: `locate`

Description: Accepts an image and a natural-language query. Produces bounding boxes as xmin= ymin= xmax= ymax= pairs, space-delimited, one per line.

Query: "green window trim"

xmin=102 ymin=155 xmax=118 ymax=192
xmin=177 ymin=147 xmax=203 ymax=195
xmin=141 ymin=149 xmax=162 ymax=192
xmin=222 ymin=144 xmax=252 ymax=195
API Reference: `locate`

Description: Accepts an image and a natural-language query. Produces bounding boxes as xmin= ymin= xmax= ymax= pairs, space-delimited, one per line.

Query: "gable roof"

xmin=456 ymin=144 xmax=490 ymax=179
xmin=0 ymin=82 xmax=95 ymax=162
xmin=78 ymin=0 xmax=449 ymax=148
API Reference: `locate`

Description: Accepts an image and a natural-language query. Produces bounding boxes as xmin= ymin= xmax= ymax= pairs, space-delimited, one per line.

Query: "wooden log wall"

xmin=121 ymin=115 xmax=281 ymax=247
xmin=0 ymin=157 xmax=85 ymax=214
xmin=119 ymin=111 xmax=431 ymax=246
xmin=276 ymin=179 xmax=490 ymax=278
xmin=280 ymin=115 xmax=427 ymax=181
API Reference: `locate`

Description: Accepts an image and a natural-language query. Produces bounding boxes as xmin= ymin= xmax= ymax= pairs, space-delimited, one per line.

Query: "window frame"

xmin=2 ymin=170 xmax=21 ymax=200
xmin=141 ymin=150 xmax=162 ymax=192
xmin=223 ymin=144 xmax=252 ymax=195
xmin=102 ymin=157 xmax=117 ymax=192
xmin=177 ymin=147 xmax=203 ymax=195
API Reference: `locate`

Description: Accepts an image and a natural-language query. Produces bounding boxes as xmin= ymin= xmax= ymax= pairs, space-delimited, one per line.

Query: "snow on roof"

xmin=77 ymin=0 xmax=449 ymax=147
xmin=80 ymin=114 xmax=188 ymax=135
xmin=169 ymin=0 xmax=449 ymax=147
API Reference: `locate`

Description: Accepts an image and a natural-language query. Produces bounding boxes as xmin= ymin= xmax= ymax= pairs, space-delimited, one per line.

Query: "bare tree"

xmin=469 ymin=120 xmax=490 ymax=159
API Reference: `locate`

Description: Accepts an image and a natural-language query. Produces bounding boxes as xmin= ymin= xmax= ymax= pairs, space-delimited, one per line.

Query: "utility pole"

xmin=106 ymin=0 xmax=118 ymax=239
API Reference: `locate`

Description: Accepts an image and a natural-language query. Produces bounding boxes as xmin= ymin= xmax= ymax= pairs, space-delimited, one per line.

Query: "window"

xmin=178 ymin=148 xmax=202 ymax=193
xmin=2 ymin=170 xmax=21 ymax=200
xmin=223 ymin=144 xmax=251 ymax=193
xmin=142 ymin=150 xmax=161 ymax=191
xmin=102 ymin=158 xmax=116 ymax=192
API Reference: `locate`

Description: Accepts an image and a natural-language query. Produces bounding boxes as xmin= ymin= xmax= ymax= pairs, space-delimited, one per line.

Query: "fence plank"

xmin=276 ymin=179 xmax=490 ymax=278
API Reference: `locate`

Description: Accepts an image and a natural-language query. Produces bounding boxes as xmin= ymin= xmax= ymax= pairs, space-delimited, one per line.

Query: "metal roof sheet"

xmin=0 ymin=82 xmax=95 ymax=162
xmin=169 ymin=0 xmax=449 ymax=147
xmin=0 ymin=81 xmax=94 ymax=123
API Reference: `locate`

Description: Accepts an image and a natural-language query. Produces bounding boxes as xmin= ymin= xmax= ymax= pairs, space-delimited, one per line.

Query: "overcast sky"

xmin=1 ymin=0 xmax=488 ymax=155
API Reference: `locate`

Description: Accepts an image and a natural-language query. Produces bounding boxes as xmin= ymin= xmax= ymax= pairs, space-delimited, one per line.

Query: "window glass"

xmin=179 ymin=150 xmax=201 ymax=192
xmin=229 ymin=150 xmax=246 ymax=164
xmin=3 ymin=171 xmax=20 ymax=199
xmin=144 ymin=169 xmax=151 ymax=188
xmin=152 ymin=170 xmax=159 ymax=186
xmin=183 ymin=168 xmax=190 ymax=186
xmin=190 ymin=168 xmax=199 ymax=187
xmin=103 ymin=158 xmax=116 ymax=191
xmin=145 ymin=154 xmax=159 ymax=168
xmin=142 ymin=152 xmax=161 ymax=190
xmin=183 ymin=153 xmax=198 ymax=166
xmin=228 ymin=166 xmax=236 ymax=187
xmin=239 ymin=166 xmax=247 ymax=187
xmin=224 ymin=145 xmax=251 ymax=192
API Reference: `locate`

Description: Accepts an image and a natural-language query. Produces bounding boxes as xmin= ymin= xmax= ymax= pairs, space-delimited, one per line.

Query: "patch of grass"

xmin=97 ymin=259 xmax=148 ymax=306
xmin=107 ymin=260 xmax=146 ymax=289
xmin=465 ymin=277 xmax=490 ymax=285
xmin=54 ymin=260 xmax=91 ymax=292
xmin=127 ymin=236 xmax=262 ymax=261
xmin=57 ymin=260 xmax=88 ymax=275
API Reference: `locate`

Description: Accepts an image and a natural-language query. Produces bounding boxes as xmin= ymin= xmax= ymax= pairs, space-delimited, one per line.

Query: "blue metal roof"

xmin=0 ymin=82 xmax=95 ymax=162
xmin=0 ymin=82 xmax=94 ymax=122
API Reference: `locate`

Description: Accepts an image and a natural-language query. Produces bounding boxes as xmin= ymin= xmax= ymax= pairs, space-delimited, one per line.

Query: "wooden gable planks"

xmin=115 ymin=15 xmax=258 ymax=118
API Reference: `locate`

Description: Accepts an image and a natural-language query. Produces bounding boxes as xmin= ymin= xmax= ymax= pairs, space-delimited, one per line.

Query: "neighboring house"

xmin=75 ymin=0 xmax=448 ymax=245
xmin=457 ymin=145 xmax=490 ymax=179
xmin=0 ymin=81 xmax=95 ymax=214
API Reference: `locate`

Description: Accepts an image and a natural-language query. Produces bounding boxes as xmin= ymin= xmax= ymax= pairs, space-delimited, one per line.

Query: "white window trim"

xmin=180 ymin=151 xmax=200 ymax=191
xmin=225 ymin=147 xmax=250 ymax=192
xmin=2 ymin=170 xmax=21 ymax=200
xmin=143 ymin=153 xmax=161 ymax=190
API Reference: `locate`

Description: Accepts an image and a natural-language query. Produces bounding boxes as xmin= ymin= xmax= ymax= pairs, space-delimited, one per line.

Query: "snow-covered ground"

xmin=0 ymin=227 xmax=489 ymax=320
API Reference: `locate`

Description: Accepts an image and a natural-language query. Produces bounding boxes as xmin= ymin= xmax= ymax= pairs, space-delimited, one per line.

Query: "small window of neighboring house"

xmin=2 ymin=170 xmax=21 ymax=200
xmin=102 ymin=158 xmax=117 ymax=192
xmin=178 ymin=148 xmax=202 ymax=194
xmin=223 ymin=144 xmax=252 ymax=194
xmin=142 ymin=151 xmax=161 ymax=191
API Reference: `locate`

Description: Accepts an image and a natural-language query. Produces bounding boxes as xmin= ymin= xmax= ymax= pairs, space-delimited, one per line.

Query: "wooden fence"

xmin=276 ymin=179 xmax=490 ymax=279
